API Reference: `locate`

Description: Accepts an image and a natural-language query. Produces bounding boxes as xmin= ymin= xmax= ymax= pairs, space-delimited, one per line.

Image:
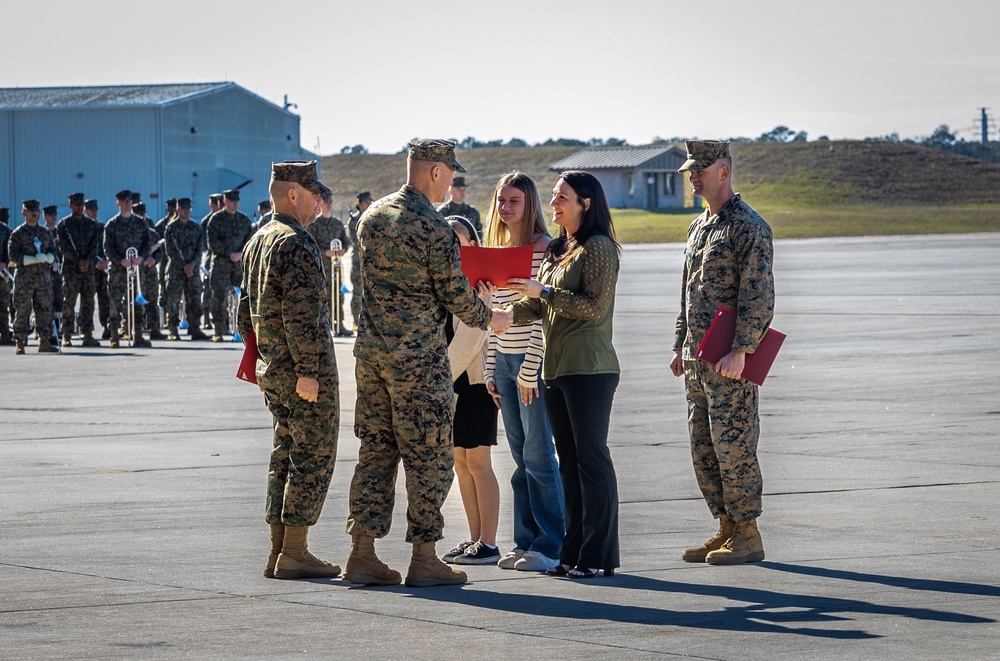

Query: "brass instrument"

xmin=0 ymin=266 xmax=13 ymax=283
xmin=330 ymin=239 xmax=342 ymax=333
xmin=125 ymin=247 xmax=148 ymax=346
xmin=227 ymin=285 xmax=241 ymax=341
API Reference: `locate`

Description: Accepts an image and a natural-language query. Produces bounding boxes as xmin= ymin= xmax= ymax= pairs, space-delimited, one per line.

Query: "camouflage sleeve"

xmin=57 ymin=222 xmax=78 ymax=261
xmin=430 ymin=224 xmax=492 ymax=330
xmin=8 ymin=230 xmax=26 ymax=264
xmin=673 ymin=254 xmax=689 ymax=352
xmin=103 ymin=222 xmax=121 ymax=263
xmin=732 ymin=223 xmax=774 ymax=353
xmin=279 ymin=238 xmax=329 ymax=380
xmin=545 ymin=236 xmax=619 ymax=321
xmin=138 ymin=223 xmax=152 ymax=259
xmin=165 ymin=224 xmax=182 ymax=263
xmin=205 ymin=215 xmax=223 ymax=255
xmin=42 ymin=227 xmax=58 ymax=255
xmin=237 ymin=294 xmax=252 ymax=345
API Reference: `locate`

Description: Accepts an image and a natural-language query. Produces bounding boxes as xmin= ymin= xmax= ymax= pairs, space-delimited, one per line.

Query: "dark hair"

xmin=446 ymin=214 xmax=480 ymax=246
xmin=550 ymin=170 xmax=619 ymax=262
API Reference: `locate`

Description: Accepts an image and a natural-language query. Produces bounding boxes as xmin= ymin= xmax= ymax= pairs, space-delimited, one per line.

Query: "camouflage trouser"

xmin=12 ymin=266 xmax=52 ymax=342
xmin=141 ymin=263 xmax=160 ymax=329
xmin=95 ymin=268 xmax=110 ymax=329
xmin=263 ymin=368 xmax=340 ymax=527
xmin=346 ymin=352 xmax=455 ymax=543
xmin=349 ymin=255 xmax=361 ymax=329
xmin=108 ymin=265 xmax=145 ymax=328
xmin=0 ymin=278 xmax=10 ymax=334
xmin=50 ymin=264 xmax=62 ymax=330
xmin=164 ymin=268 xmax=203 ymax=329
xmin=62 ymin=267 xmax=96 ymax=336
xmin=322 ymin=271 xmax=348 ymax=333
xmin=209 ymin=258 xmax=241 ymax=334
xmin=684 ymin=358 xmax=763 ymax=523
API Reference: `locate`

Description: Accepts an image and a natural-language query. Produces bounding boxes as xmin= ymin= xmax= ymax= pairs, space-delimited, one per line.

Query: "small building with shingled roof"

xmin=550 ymin=145 xmax=687 ymax=210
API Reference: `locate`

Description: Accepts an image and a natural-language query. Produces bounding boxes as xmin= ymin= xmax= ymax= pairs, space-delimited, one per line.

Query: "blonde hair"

xmin=483 ymin=171 xmax=550 ymax=248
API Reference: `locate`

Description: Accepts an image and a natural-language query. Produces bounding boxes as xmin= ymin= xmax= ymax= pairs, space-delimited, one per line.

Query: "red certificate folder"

xmin=236 ymin=327 xmax=259 ymax=384
xmin=696 ymin=306 xmax=786 ymax=386
xmin=460 ymin=245 xmax=533 ymax=287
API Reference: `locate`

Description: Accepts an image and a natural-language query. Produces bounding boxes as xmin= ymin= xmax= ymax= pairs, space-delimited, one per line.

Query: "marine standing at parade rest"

xmin=669 ymin=140 xmax=775 ymax=565
xmin=103 ymin=189 xmax=152 ymax=348
xmin=437 ymin=175 xmax=482 ymax=237
xmin=200 ymin=193 xmax=225 ymax=330
xmin=253 ymin=199 xmax=273 ymax=232
xmin=85 ymin=199 xmax=111 ymax=338
xmin=42 ymin=205 xmax=62 ymax=343
xmin=132 ymin=202 xmax=165 ymax=340
xmin=57 ymin=192 xmax=101 ymax=347
xmin=8 ymin=200 xmax=59 ymax=354
xmin=307 ymin=189 xmax=352 ymax=336
xmin=154 ymin=198 xmax=177 ymax=310
xmin=0 ymin=207 xmax=14 ymax=346
xmin=237 ymin=160 xmax=341 ymax=580
xmin=347 ymin=191 xmax=372 ymax=331
xmin=163 ymin=198 xmax=208 ymax=341
xmin=206 ymin=189 xmax=253 ymax=341
xmin=343 ymin=139 xmax=512 ymax=588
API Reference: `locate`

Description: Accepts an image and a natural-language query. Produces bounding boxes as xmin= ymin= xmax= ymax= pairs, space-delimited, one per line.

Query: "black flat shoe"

xmin=546 ymin=564 xmax=571 ymax=576
xmin=568 ymin=567 xmax=615 ymax=579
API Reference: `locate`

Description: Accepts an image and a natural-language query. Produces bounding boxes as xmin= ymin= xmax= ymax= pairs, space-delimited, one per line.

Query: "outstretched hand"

xmin=489 ymin=308 xmax=513 ymax=334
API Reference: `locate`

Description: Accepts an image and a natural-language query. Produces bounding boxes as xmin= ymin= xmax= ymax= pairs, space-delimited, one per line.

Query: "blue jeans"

xmin=494 ymin=351 xmax=565 ymax=559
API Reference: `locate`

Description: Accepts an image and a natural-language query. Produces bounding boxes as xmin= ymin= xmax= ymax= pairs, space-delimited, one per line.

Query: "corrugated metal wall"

xmin=161 ymin=87 xmax=304 ymax=222
xmin=1 ymin=107 xmax=159 ymax=224
xmin=2 ymin=84 xmax=309 ymax=226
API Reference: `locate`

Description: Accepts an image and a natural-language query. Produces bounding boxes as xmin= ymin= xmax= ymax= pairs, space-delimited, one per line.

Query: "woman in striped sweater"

xmin=483 ymin=172 xmax=566 ymax=572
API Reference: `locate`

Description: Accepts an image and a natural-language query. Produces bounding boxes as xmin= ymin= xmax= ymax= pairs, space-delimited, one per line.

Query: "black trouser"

xmin=544 ymin=372 xmax=620 ymax=571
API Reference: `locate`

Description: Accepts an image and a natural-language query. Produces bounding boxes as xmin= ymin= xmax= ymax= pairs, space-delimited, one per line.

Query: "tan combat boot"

xmin=682 ymin=516 xmax=735 ymax=563
xmin=405 ymin=541 xmax=467 ymax=587
xmin=706 ymin=520 xmax=765 ymax=565
xmin=38 ymin=338 xmax=60 ymax=353
xmin=343 ymin=534 xmax=402 ymax=586
xmin=109 ymin=327 xmax=120 ymax=349
xmin=167 ymin=326 xmax=181 ymax=341
xmin=14 ymin=339 xmax=25 ymax=355
xmin=263 ymin=524 xmax=284 ymax=578
xmin=273 ymin=526 xmax=341 ymax=579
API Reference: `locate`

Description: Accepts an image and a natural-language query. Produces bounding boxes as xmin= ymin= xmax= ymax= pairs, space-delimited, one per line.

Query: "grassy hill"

xmin=321 ymin=142 xmax=1000 ymax=242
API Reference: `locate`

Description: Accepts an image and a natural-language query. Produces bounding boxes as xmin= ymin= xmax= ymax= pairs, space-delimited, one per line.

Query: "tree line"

xmin=337 ymin=124 xmax=1000 ymax=164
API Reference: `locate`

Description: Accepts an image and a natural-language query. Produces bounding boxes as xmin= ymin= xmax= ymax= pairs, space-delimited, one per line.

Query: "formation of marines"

xmin=3 ymin=186 xmax=367 ymax=353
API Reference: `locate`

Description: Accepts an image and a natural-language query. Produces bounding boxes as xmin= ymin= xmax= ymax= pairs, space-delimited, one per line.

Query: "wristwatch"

xmin=539 ymin=285 xmax=552 ymax=301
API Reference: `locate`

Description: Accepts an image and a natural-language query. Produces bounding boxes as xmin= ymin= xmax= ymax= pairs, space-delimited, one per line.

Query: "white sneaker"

xmin=497 ymin=548 xmax=525 ymax=569
xmin=514 ymin=550 xmax=560 ymax=571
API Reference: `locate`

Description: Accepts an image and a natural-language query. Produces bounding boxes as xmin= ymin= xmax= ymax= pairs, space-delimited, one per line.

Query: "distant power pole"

xmin=981 ymin=108 xmax=989 ymax=145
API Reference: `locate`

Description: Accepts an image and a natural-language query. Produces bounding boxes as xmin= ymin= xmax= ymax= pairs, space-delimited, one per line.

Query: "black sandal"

xmin=546 ymin=564 xmax=571 ymax=576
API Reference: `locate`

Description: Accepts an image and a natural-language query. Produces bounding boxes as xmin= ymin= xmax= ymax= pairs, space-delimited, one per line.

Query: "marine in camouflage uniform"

xmin=199 ymin=193 xmax=224 ymax=330
xmin=345 ymin=140 xmax=500 ymax=589
xmin=205 ymin=189 xmax=253 ymax=340
xmin=104 ymin=189 xmax=152 ymax=348
xmin=57 ymin=193 xmax=101 ymax=346
xmin=164 ymin=198 xmax=207 ymax=340
xmin=307 ymin=191 xmax=352 ymax=335
xmin=85 ymin=200 xmax=111 ymax=337
xmin=42 ymin=206 xmax=63 ymax=341
xmin=347 ymin=191 xmax=372 ymax=331
xmin=237 ymin=160 xmax=340 ymax=580
xmin=0 ymin=208 xmax=13 ymax=345
xmin=139 ymin=210 xmax=165 ymax=340
xmin=154 ymin=198 xmax=177 ymax=313
xmin=8 ymin=200 xmax=58 ymax=353
xmin=671 ymin=140 xmax=774 ymax=565
xmin=436 ymin=175 xmax=482 ymax=237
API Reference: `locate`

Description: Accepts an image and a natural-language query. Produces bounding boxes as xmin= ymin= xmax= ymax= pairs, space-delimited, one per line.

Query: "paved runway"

xmin=2 ymin=233 xmax=998 ymax=660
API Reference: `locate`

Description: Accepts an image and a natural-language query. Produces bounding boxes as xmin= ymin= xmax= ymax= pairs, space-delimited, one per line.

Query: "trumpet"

xmin=125 ymin=247 xmax=148 ymax=346
xmin=227 ymin=285 xmax=241 ymax=342
xmin=330 ymin=239 xmax=342 ymax=333
xmin=0 ymin=266 xmax=13 ymax=283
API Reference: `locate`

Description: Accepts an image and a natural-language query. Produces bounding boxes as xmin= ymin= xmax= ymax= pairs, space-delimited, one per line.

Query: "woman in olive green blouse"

xmin=507 ymin=170 xmax=621 ymax=579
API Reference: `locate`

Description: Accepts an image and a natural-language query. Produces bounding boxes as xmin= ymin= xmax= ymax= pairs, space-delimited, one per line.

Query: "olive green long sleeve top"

xmin=510 ymin=233 xmax=620 ymax=380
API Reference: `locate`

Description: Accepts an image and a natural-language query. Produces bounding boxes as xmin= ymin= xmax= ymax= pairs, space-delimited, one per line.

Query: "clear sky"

xmin=4 ymin=0 xmax=998 ymax=154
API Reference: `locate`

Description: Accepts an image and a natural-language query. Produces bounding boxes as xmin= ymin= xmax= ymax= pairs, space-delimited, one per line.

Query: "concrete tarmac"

xmin=2 ymin=233 xmax=998 ymax=660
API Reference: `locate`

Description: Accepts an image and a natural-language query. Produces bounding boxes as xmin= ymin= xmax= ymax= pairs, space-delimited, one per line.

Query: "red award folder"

xmin=460 ymin=245 xmax=533 ymax=287
xmin=236 ymin=327 xmax=259 ymax=385
xmin=695 ymin=306 xmax=786 ymax=386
